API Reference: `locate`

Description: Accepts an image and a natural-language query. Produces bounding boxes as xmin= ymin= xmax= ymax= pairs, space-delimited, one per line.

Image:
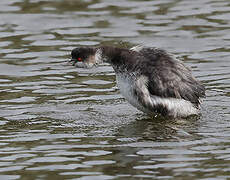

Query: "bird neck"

xmin=95 ymin=46 xmax=124 ymax=65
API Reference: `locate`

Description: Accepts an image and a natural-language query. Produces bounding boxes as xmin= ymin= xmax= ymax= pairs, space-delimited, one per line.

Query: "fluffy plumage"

xmin=70 ymin=45 xmax=205 ymax=118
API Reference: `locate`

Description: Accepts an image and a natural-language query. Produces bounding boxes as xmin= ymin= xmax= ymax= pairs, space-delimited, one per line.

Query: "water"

xmin=0 ymin=0 xmax=230 ymax=179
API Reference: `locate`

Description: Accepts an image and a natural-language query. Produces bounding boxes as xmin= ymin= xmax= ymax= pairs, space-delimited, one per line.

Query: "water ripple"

xmin=0 ymin=0 xmax=230 ymax=179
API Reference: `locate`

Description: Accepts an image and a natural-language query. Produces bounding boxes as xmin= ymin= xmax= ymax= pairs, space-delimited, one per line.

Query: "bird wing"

xmin=133 ymin=75 xmax=169 ymax=115
xmin=136 ymin=47 xmax=205 ymax=107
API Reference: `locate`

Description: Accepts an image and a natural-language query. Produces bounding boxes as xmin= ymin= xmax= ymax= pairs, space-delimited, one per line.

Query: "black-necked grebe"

xmin=69 ymin=46 xmax=205 ymax=118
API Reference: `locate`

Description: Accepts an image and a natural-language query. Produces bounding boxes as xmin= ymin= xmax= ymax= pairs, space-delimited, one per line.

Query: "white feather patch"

xmin=130 ymin=45 xmax=144 ymax=52
xmin=116 ymin=73 xmax=198 ymax=117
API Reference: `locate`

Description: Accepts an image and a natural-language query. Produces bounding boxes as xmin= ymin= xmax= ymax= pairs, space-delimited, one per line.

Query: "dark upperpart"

xmin=70 ymin=45 xmax=205 ymax=108
xmin=70 ymin=46 xmax=139 ymax=69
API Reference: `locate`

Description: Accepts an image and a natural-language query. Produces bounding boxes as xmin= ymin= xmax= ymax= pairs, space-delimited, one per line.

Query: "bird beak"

xmin=68 ymin=58 xmax=76 ymax=66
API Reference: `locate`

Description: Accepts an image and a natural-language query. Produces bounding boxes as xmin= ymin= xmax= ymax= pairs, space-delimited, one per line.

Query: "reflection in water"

xmin=0 ymin=0 xmax=230 ymax=179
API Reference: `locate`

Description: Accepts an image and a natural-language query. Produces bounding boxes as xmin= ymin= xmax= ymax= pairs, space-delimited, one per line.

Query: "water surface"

xmin=0 ymin=0 xmax=230 ymax=179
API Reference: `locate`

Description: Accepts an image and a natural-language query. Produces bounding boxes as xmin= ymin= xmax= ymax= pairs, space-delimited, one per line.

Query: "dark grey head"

xmin=70 ymin=47 xmax=97 ymax=68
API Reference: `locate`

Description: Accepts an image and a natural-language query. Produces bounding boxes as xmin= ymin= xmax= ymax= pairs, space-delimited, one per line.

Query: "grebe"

xmin=69 ymin=46 xmax=205 ymax=118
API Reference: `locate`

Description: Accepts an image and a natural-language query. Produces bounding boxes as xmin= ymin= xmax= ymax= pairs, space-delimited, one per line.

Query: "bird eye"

xmin=77 ymin=57 xmax=82 ymax=61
